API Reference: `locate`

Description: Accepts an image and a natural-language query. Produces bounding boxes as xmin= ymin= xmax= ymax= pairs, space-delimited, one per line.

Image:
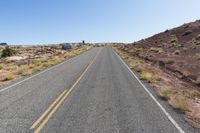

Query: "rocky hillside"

xmin=121 ymin=20 xmax=200 ymax=88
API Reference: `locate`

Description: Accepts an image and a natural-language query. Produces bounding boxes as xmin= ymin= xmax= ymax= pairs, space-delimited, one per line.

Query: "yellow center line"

xmin=31 ymin=48 xmax=102 ymax=133
xmin=30 ymin=90 xmax=67 ymax=129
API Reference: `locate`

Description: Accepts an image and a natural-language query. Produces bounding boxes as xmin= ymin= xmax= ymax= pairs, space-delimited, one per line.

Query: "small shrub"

xmin=150 ymin=47 xmax=163 ymax=54
xmin=32 ymin=66 xmax=42 ymax=72
xmin=122 ymin=53 xmax=129 ymax=60
xmin=17 ymin=65 xmax=29 ymax=76
xmin=0 ymin=82 xmax=5 ymax=87
xmin=4 ymin=72 xmax=15 ymax=81
xmin=29 ymin=64 xmax=36 ymax=69
xmin=52 ymin=57 xmax=59 ymax=64
xmin=170 ymin=35 xmax=178 ymax=44
xmin=170 ymin=94 xmax=188 ymax=111
xmin=53 ymin=57 xmax=65 ymax=63
xmin=129 ymin=62 xmax=139 ymax=69
xmin=135 ymin=47 xmax=143 ymax=52
xmin=192 ymin=38 xmax=200 ymax=45
xmin=42 ymin=62 xmax=52 ymax=68
xmin=33 ymin=59 xmax=42 ymax=66
xmin=196 ymin=34 xmax=200 ymax=40
xmin=171 ymin=42 xmax=182 ymax=48
xmin=189 ymin=90 xmax=200 ymax=99
xmin=1 ymin=47 xmax=15 ymax=58
xmin=192 ymin=38 xmax=197 ymax=45
xmin=59 ymin=57 xmax=65 ymax=62
xmin=0 ymin=64 xmax=3 ymax=70
xmin=182 ymin=71 xmax=191 ymax=77
xmin=182 ymin=30 xmax=192 ymax=36
xmin=196 ymin=53 xmax=200 ymax=60
xmin=140 ymin=72 xmax=153 ymax=82
xmin=161 ymin=88 xmax=173 ymax=100
xmin=170 ymin=35 xmax=182 ymax=48
xmin=174 ymin=50 xmax=180 ymax=55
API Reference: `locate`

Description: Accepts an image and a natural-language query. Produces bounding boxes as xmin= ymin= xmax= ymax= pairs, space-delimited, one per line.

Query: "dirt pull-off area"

xmin=114 ymin=20 xmax=200 ymax=130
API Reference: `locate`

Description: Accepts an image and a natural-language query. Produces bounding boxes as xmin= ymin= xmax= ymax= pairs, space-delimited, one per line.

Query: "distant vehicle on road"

xmin=61 ymin=43 xmax=73 ymax=50
xmin=0 ymin=43 xmax=8 ymax=46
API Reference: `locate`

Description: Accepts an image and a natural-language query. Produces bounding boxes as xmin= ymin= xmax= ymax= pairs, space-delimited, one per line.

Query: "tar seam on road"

xmin=30 ymin=48 xmax=102 ymax=133
xmin=0 ymin=49 xmax=93 ymax=93
xmin=113 ymin=49 xmax=185 ymax=133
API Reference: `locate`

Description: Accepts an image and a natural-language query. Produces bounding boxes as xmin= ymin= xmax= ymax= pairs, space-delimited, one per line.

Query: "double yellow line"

xmin=30 ymin=48 xmax=102 ymax=133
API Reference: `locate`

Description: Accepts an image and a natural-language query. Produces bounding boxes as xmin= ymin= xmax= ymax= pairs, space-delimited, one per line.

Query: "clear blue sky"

xmin=0 ymin=0 xmax=200 ymax=45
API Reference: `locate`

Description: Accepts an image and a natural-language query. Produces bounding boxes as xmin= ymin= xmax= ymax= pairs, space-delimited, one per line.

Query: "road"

xmin=0 ymin=47 xmax=197 ymax=133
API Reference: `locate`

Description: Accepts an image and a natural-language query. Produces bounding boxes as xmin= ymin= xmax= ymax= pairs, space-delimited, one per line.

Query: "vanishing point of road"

xmin=0 ymin=47 xmax=197 ymax=133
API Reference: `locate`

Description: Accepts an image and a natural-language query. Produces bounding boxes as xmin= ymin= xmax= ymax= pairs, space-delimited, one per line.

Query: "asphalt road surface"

xmin=0 ymin=47 xmax=197 ymax=133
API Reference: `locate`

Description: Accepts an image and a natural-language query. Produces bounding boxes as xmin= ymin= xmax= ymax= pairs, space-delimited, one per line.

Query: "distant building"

xmin=61 ymin=43 xmax=72 ymax=50
xmin=0 ymin=43 xmax=8 ymax=46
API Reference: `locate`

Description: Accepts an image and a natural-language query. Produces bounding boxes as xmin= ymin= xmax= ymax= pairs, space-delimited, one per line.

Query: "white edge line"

xmin=0 ymin=48 xmax=93 ymax=93
xmin=113 ymin=49 xmax=185 ymax=133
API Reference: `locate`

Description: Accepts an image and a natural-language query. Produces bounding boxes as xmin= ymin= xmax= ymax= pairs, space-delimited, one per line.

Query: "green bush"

xmin=1 ymin=47 xmax=15 ymax=58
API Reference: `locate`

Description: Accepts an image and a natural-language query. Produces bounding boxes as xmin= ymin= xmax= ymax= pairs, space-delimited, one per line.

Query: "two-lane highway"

xmin=0 ymin=47 xmax=197 ymax=133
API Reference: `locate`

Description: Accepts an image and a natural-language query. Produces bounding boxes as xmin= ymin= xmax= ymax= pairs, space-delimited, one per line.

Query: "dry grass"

xmin=0 ymin=64 xmax=3 ymax=70
xmin=135 ymin=47 xmax=144 ymax=52
xmin=140 ymin=72 xmax=153 ymax=83
xmin=59 ymin=57 xmax=65 ymax=62
xmin=5 ymin=64 xmax=18 ymax=72
xmin=29 ymin=64 xmax=36 ymax=69
xmin=188 ymin=90 xmax=200 ymax=99
xmin=129 ymin=61 xmax=139 ymax=69
xmin=4 ymin=72 xmax=15 ymax=81
xmin=150 ymin=47 xmax=163 ymax=54
xmin=32 ymin=66 xmax=42 ymax=72
xmin=42 ymin=62 xmax=52 ymax=68
xmin=17 ymin=65 xmax=29 ymax=76
xmin=0 ymin=82 xmax=5 ymax=87
xmin=170 ymin=94 xmax=189 ymax=111
xmin=33 ymin=59 xmax=42 ymax=66
xmin=160 ymin=87 xmax=173 ymax=100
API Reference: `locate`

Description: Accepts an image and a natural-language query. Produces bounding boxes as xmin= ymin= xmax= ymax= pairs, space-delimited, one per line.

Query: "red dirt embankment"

xmin=123 ymin=20 xmax=200 ymax=88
